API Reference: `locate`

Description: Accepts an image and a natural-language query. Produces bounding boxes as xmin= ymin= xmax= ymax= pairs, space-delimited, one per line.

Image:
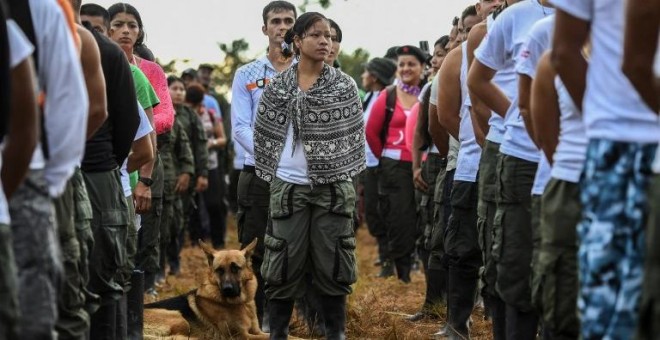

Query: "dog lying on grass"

xmin=144 ymin=238 xmax=269 ymax=340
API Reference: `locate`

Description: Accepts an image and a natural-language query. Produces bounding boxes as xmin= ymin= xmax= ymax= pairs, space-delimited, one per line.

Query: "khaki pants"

xmin=262 ymin=178 xmax=357 ymax=300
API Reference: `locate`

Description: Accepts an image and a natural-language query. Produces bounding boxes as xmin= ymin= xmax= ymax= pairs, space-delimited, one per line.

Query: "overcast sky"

xmin=88 ymin=0 xmax=477 ymax=66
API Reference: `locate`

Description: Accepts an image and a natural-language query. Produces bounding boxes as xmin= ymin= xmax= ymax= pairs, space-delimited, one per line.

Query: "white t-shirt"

xmin=276 ymin=123 xmax=310 ymax=185
xmin=418 ymin=83 xmax=440 ymax=154
xmin=475 ymin=0 xmax=554 ymax=163
xmin=532 ymin=155 xmax=551 ymax=195
xmin=551 ymin=0 xmax=660 ymax=143
xmin=120 ymin=103 xmax=154 ymax=197
xmin=430 ymin=71 xmax=460 ymax=170
xmin=27 ymin=0 xmax=89 ymax=198
xmin=552 ymin=76 xmax=587 ymax=183
xmin=485 ymin=13 xmax=518 ymax=144
xmin=363 ymin=90 xmax=382 ymax=167
xmin=456 ymin=42 xmax=482 ymax=182
xmin=2 ymin=20 xmax=35 ymax=225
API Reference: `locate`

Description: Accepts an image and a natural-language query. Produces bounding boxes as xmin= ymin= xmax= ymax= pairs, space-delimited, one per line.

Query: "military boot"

xmin=320 ymin=295 xmax=347 ymax=340
xmin=127 ymin=270 xmax=144 ymax=340
xmin=377 ymin=259 xmax=395 ymax=278
xmin=268 ymin=299 xmax=294 ymax=340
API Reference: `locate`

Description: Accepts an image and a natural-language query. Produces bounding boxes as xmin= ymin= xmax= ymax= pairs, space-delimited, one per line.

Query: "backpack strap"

xmin=7 ymin=0 xmax=49 ymax=159
xmin=379 ymin=85 xmax=397 ymax=147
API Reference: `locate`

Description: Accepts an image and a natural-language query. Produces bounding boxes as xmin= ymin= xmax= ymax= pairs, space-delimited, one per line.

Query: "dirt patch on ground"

xmin=148 ymin=216 xmax=494 ymax=339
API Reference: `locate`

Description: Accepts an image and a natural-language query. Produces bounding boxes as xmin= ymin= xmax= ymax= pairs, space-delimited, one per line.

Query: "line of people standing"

xmin=0 ymin=1 xmax=230 ymax=339
xmin=359 ymin=0 xmax=659 ymax=339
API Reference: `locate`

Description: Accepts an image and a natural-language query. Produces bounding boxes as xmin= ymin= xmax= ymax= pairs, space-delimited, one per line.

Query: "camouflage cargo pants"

xmin=578 ymin=139 xmax=657 ymax=339
xmin=9 ymin=169 xmax=63 ymax=339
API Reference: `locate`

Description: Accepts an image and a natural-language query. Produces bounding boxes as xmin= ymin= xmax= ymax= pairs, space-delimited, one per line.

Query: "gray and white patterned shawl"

xmin=254 ymin=63 xmax=366 ymax=185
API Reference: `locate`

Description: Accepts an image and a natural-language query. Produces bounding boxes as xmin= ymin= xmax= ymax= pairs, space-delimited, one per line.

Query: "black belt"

xmin=243 ymin=165 xmax=256 ymax=174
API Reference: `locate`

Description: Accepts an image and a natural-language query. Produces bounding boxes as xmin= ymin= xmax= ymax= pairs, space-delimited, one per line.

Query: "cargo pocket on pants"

xmin=261 ymin=234 xmax=288 ymax=286
xmin=333 ymin=235 xmax=357 ymax=285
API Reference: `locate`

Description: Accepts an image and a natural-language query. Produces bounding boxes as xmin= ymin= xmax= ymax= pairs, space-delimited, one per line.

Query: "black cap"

xmin=395 ymin=45 xmax=430 ymax=64
xmin=384 ymin=46 xmax=399 ymax=60
xmin=181 ymin=68 xmax=197 ymax=78
xmin=365 ymin=58 xmax=397 ymax=86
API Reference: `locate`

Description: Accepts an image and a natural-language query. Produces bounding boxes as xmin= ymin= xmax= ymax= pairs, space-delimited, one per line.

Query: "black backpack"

xmin=7 ymin=0 xmax=49 ymax=159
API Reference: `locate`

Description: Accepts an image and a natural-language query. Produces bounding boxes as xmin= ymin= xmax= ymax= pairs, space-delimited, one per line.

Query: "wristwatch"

xmin=138 ymin=177 xmax=154 ymax=187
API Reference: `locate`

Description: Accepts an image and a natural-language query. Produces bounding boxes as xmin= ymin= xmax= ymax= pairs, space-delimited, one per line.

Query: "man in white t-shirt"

xmin=1 ymin=17 xmax=40 ymax=339
xmin=7 ymin=0 xmax=89 ymax=338
xmin=552 ymin=0 xmax=660 ymax=338
xmin=620 ymin=0 xmax=660 ymax=337
xmin=230 ymin=1 xmax=297 ymax=329
xmin=468 ymin=0 xmax=554 ymax=338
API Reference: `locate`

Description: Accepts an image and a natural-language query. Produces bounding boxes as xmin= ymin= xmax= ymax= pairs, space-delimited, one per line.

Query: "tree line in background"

xmin=157 ymin=39 xmax=370 ymax=99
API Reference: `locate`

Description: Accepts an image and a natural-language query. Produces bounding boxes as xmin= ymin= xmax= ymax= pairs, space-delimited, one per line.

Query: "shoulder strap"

xmin=7 ymin=0 xmax=49 ymax=159
xmin=379 ymin=85 xmax=397 ymax=147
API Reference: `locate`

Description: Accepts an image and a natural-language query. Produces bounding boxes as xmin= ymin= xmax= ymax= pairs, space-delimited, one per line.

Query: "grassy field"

xmin=148 ymin=215 xmax=494 ymax=339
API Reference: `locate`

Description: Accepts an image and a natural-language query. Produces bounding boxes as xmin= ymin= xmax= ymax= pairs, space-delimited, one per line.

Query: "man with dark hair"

xmin=231 ymin=0 xmax=296 ymax=331
xmin=79 ymin=3 xmax=108 ymax=35
xmin=54 ymin=0 xmax=109 ymax=338
xmin=80 ymin=4 xmax=140 ymax=336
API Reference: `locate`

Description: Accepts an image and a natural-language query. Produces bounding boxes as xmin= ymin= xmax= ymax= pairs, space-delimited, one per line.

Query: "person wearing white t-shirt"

xmin=621 ymin=0 xmax=660 ymax=337
xmin=551 ymin=0 xmax=660 ymax=338
xmin=468 ymin=1 xmax=554 ymax=338
xmin=531 ymin=52 xmax=585 ymax=339
xmin=230 ymin=2 xmax=297 ymax=327
xmin=360 ymin=57 xmax=396 ymax=277
xmin=1 ymin=17 xmax=40 ymax=339
xmin=6 ymin=0 xmax=89 ymax=338
xmin=438 ymin=24 xmax=484 ymax=339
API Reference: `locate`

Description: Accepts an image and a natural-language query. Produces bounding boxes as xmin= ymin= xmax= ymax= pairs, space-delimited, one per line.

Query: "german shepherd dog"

xmin=144 ymin=238 xmax=269 ymax=340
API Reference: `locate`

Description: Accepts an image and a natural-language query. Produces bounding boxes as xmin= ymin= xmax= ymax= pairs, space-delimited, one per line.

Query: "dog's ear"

xmin=242 ymin=238 xmax=258 ymax=261
xmin=199 ymin=240 xmax=215 ymax=268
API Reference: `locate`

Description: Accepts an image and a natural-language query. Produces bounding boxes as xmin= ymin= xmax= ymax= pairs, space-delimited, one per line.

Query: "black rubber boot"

xmin=320 ymin=295 xmax=347 ymax=340
xmin=408 ymin=268 xmax=447 ymax=322
xmin=505 ymin=304 xmax=539 ymax=340
xmin=127 ymin=270 xmax=144 ymax=340
xmin=446 ymin=269 xmax=478 ymax=339
xmin=116 ymin=294 xmax=128 ymax=340
xmin=90 ymin=301 xmax=117 ymax=340
xmin=268 ymin=299 xmax=294 ymax=340
xmin=484 ymin=294 xmax=506 ymax=340
xmin=252 ymin=257 xmax=268 ymax=331
xmin=394 ymin=256 xmax=412 ymax=283
xmin=377 ymin=259 xmax=395 ymax=278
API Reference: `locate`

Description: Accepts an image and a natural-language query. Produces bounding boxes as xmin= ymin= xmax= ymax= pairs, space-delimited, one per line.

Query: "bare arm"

xmin=438 ymin=47 xmax=463 ymax=140
xmin=126 ymin=135 xmax=153 ymax=173
xmin=77 ymin=26 xmax=107 ymax=139
xmin=428 ymin=102 xmax=449 ymax=157
xmin=2 ymin=58 xmax=39 ymax=198
xmin=551 ymin=9 xmax=590 ymax=112
xmin=412 ymin=102 xmax=428 ymax=191
xmin=470 ymin=109 xmax=486 ymax=147
xmin=622 ymin=0 xmax=659 ymax=113
xmin=518 ymin=74 xmax=537 ymax=147
xmin=531 ymin=53 xmax=560 ymax=165
xmin=209 ymin=120 xmax=228 ymax=149
xmin=467 ymin=23 xmax=492 ymax=137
